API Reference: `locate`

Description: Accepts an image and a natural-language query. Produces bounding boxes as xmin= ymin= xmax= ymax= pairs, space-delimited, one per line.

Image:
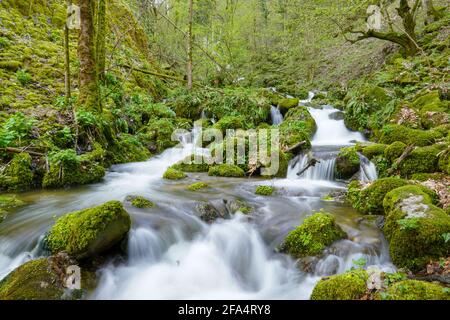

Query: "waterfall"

xmin=270 ymin=106 xmax=284 ymax=125
xmin=288 ymin=154 xmax=336 ymax=181
xmin=299 ymin=91 xmax=316 ymax=105
xmin=359 ymin=154 xmax=378 ymax=182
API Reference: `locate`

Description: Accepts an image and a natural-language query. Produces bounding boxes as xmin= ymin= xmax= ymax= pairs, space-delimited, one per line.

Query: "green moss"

xmin=384 ymin=141 xmax=407 ymax=163
xmin=335 ymin=147 xmax=360 ymax=179
xmin=278 ymin=98 xmax=299 ymax=113
xmin=383 ymin=186 xmax=450 ymax=271
xmin=0 ymin=194 xmax=25 ymax=211
xmin=0 ymin=153 xmax=33 ymax=192
xmin=379 ymin=280 xmax=450 ymax=300
xmin=378 ymin=125 xmax=443 ymax=147
xmin=438 ymin=148 xmax=450 ymax=175
xmin=255 ymin=185 xmax=275 ymax=196
xmin=171 ymin=155 xmax=210 ymax=173
xmin=212 ymin=116 xmax=246 ymax=133
xmin=187 ymin=182 xmax=208 ymax=191
xmin=349 ymin=178 xmax=408 ymax=215
xmin=398 ymin=144 xmax=445 ymax=177
xmin=163 ymin=168 xmax=187 ymax=180
xmin=0 ymin=61 xmax=22 ymax=71
xmin=208 ymin=164 xmax=245 ymax=177
xmin=45 ymin=201 xmax=131 ymax=259
xmin=126 ymin=196 xmax=155 ymax=208
xmin=282 ymin=212 xmax=346 ymax=258
xmin=410 ymin=173 xmax=447 ymax=181
xmin=42 ymin=149 xmax=105 ymax=188
xmin=0 ymin=258 xmax=66 ymax=300
xmin=361 ymin=144 xmax=387 ymax=159
xmin=310 ymin=269 xmax=368 ymax=300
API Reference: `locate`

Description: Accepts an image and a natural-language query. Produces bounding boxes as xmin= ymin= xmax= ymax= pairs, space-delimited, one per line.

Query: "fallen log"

xmin=297 ymin=158 xmax=320 ymax=176
xmin=1 ymin=147 xmax=44 ymax=156
xmin=408 ymin=274 xmax=450 ymax=285
xmin=387 ymin=144 xmax=415 ymax=175
xmin=283 ymin=141 xmax=307 ymax=154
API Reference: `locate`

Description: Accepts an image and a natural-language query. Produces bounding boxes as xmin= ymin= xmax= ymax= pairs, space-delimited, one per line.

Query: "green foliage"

xmin=0 ymin=112 xmax=36 ymax=147
xmin=282 ymin=212 xmax=346 ymax=258
xmin=44 ymin=201 xmax=131 ymax=259
xmin=16 ymin=69 xmax=32 ymax=86
xmin=255 ymin=185 xmax=274 ymax=196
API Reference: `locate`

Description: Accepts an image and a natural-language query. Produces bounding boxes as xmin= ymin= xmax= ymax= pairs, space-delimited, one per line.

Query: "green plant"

xmin=1 ymin=113 xmax=36 ymax=146
xmin=397 ymin=218 xmax=421 ymax=231
xmin=16 ymin=69 xmax=32 ymax=86
xmin=352 ymin=257 xmax=367 ymax=269
xmin=0 ymin=37 xmax=9 ymax=48
xmin=442 ymin=233 xmax=450 ymax=243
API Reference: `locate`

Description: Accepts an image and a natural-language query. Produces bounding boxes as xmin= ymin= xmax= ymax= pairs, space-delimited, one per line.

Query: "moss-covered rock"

xmin=255 ymin=185 xmax=275 ymax=196
xmin=383 ymin=186 xmax=450 ymax=271
xmin=281 ymin=212 xmax=346 ymax=258
xmin=378 ymin=125 xmax=443 ymax=147
xmin=126 ymin=195 xmax=155 ymax=208
xmin=0 ymin=194 xmax=25 ymax=211
xmin=212 ymin=115 xmax=246 ymax=134
xmin=0 ymin=153 xmax=33 ymax=191
xmin=0 ymin=255 xmax=80 ymax=300
xmin=335 ymin=147 xmax=360 ymax=179
xmin=397 ymin=144 xmax=445 ymax=177
xmin=348 ymin=178 xmax=408 ymax=215
xmin=187 ymin=182 xmax=208 ymax=191
xmin=196 ymin=202 xmax=224 ymax=223
xmin=310 ymin=269 xmax=368 ymax=300
xmin=379 ymin=280 xmax=450 ymax=300
xmin=208 ymin=164 xmax=245 ymax=177
xmin=44 ymin=201 xmax=131 ymax=259
xmin=278 ymin=98 xmax=299 ymax=114
xmin=360 ymin=144 xmax=387 ymax=159
xmin=163 ymin=167 xmax=187 ymax=180
xmin=171 ymin=154 xmax=210 ymax=173
xmin=42 ymin=148 xmax=106 ymax=188
xmin=384 ymin=141 xmax=407 ymax=163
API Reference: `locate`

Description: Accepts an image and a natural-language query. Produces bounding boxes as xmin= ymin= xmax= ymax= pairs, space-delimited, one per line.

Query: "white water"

xmin=270 ymin=106 xmax=284 ymax=125
xmin=0 ymin=91 xmax=389 ymax=300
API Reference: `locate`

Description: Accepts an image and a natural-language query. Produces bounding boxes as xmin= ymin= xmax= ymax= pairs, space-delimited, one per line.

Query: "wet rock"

xmin=328 ymin=111 xmax=345 ymax=120
xmin=335 ymin=147 xmax=360 ymax=180
xmin=196 ymin=201 xmax=226 ymax=223
xmin=223 ymin=199 xmax=253 ymax=215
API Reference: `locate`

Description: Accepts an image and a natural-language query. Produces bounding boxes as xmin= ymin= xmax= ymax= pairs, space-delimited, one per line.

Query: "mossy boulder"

xmin=310 ymin=269 xmax=368 ymax=300
xmin=379 ymin=280 xmax=450 ymax=300
xmin=171 ymin=154 xmax=210 ymax=173
xmin=383 ymin=186 xmax=450 ymax=271
xmin=187 ymin=182 xmax=208 ymax=191
xmin=360 ymin=144 xmax=387 ymax=159
xmin=255 ymin=185 xmax=275 ymax=196
xmin=0 ymin=255 xmax=80 ymax=300
xmin=397 ymin=144 xmax=445 ymax=177
xmin=378 ymin=125 xmax=443 ymax=147
xmin=0 ymin=153 xmax=33 ymax=191
xmin=126 ymin=195 xmax=155 ymax=208
xmin=335 ymin=147 xmax=360 ymax=179
xmin=438 ymin=148 xmax=450 ymax=175
xmin=278 ymin=98 xmax=299 ymax=114
xmin=281 ymin=212 xmax=346 ymax=258
xmin=208 ymin=164 xmax=245 ymax=177
xmin=348 ymin=178 xmax=408 ymax=215
xmin=163 ymin=167 xmax=187 ymax=180
xmin=42 ymin=149 xmax=105 ymax=188
xmin=44 ymin=201 xmax=131 ymax=259
xmin=212 ymin=115 xmax=246 ymax=134
xmin=196 ymin=202 xmax=224 ymax=223
xmin=384 ymin=141 xmax=406 ymax=163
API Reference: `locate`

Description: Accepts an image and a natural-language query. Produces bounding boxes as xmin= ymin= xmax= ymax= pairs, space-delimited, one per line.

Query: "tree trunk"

xmin=186 ymin=0 xmax=194 ymax=90
xmin=64 ymin=0 xmax=71 ymax=106
xmin=78 ymin=0 xmax=100 ymax=112
xmin=96 ymin=0 xmax=106 ymax=83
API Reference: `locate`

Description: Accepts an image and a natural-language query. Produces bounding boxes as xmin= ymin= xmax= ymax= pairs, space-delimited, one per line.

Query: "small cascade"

xmin=300 ymin=91 xmax=315 ymax=105
xmin=270 ymin=106 xmax=284 ymax=125
xmin=288 ymin=154 xmax=336 ymax=181
xmin=359 ymin=154 xmax=378 ymax=182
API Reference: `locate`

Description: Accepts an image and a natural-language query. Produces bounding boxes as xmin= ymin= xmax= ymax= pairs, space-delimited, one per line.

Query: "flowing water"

xmin=270 ymin=106 xmax=284 ymax=125
xmin=0 ymin=92 xmax=394 ymax=299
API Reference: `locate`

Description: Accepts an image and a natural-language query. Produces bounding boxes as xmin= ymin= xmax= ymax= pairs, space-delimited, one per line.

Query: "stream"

xmin=0 ymin=93 xmax=395 ymax=299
